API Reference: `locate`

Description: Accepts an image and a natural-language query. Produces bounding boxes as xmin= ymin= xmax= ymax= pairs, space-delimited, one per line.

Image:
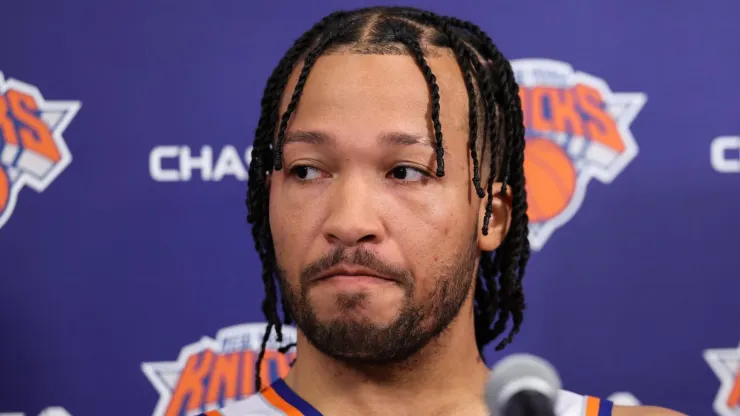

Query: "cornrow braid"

xmin=246 ymin=6 xmax=530 ymax=387
xmin=388 ymin=22 xmax=446 ymax=177
xmin=274 ymin=28 xmax=343 ymax=171
xmin=445 ymin=15 xmax=526 ymax=193
xmin=396 ymin=10 xmax=502 ymax=227
xmin=434 ymin=19 xmax=486 ymax=197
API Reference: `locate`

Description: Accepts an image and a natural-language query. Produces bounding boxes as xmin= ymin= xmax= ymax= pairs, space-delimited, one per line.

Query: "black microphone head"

xmin=486 ymin=353 xmax=563 ymax=416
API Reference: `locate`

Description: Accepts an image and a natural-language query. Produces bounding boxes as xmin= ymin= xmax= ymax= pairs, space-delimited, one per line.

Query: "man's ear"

xmin=477 ymin=183 xmax=512 ymax=252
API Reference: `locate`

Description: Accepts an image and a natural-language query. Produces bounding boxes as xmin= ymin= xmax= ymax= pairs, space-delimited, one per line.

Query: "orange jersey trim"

xmin=585 ymin=395 xmax=614 ymax=416
xmin=262 ymin=386 xmax=305 ymax=416
xmin=585 ymin=396 xmax=601 ymax=416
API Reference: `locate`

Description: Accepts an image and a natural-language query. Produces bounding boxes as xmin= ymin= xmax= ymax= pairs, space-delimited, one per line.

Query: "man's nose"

xmin=321 ymin=174 xmax=384 ymax=247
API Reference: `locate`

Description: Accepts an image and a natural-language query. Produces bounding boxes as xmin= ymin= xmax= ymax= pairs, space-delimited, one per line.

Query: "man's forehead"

xmin=279 ymin=52 xmax=471 ymax=144
xmin=283 ymin=53 xmax=467 ymax=105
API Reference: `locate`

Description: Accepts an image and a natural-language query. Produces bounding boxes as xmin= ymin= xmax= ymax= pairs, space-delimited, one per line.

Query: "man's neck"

xmin=282 ymin=312 xmax=490 ymax=416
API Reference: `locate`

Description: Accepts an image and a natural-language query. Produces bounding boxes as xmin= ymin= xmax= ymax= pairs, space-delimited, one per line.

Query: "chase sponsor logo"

xmin=711 ymin=136 xmax=740 ymax=174
xmin=149 ymin=145 xmax=253 ymax=182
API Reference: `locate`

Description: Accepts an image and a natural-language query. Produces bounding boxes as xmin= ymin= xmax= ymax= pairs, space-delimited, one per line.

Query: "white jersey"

xmin=199 ymin=379 xmax=614 ymax=416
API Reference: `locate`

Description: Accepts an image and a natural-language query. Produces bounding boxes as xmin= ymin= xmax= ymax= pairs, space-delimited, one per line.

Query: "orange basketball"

xmin=523 ymin=138 xmax=576 ymax=223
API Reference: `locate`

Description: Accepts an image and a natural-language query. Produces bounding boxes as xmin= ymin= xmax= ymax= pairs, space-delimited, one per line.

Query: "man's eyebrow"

xmin=282 ymin=130 xmax=333 ymax=146
xmin=282 ymin=130 xmax=442 ymax=152
xmin=378 ymin=131 xmax=436 ymax=150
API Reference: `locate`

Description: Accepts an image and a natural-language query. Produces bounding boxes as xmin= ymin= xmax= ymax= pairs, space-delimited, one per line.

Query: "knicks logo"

xmin=704 ymin=342 xmax=740 ymax=416
xmin=0 ymin=72 xmax=80 ymax=230
xmin=511 ymin=59 xmax=647 ymax=251
xmin=142 ymin=323 xmax=297 ymax=416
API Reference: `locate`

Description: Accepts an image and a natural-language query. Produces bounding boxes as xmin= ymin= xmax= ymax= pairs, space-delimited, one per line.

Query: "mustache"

xmin=300 ymin=247 xmax=414 ymax=288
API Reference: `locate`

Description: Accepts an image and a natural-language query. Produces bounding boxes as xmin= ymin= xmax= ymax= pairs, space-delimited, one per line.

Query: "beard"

xmin=277 ymin=234 xmax=479 ymax=365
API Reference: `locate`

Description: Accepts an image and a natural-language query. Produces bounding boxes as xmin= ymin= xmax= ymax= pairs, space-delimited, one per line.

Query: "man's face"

xmin=269 ymin=50 xmax=488 ymax=364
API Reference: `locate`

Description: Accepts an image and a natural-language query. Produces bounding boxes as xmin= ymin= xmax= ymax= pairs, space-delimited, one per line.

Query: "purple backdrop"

xmin=1 ymin=1 xmax=738 ymax=415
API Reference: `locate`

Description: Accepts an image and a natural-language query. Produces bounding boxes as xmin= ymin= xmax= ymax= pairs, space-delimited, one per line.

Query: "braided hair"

xmin=246 ymin=6 xmax=530 ymax=391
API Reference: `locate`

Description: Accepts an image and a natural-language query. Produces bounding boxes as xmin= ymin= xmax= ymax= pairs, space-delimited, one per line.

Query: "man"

xmin=204 ymin=6 xmax=683 ymax=416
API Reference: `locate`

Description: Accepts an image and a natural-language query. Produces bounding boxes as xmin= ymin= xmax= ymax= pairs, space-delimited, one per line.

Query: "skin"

xmin=267 ymin=48 xmax=684 ymax=416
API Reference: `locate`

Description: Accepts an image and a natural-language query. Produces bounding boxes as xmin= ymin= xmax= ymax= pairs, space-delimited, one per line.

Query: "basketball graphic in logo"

xmin=524 ymin=138 xmax=577 ymax=223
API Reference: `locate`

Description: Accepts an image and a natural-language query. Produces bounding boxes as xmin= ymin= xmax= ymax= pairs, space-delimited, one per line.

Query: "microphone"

xmin=485 ymin=353 xmax=562 ymax=416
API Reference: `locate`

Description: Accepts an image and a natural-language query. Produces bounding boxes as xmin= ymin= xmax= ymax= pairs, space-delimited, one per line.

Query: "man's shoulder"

xmin=201 ymin=389 xmax=684 ymax=416
xmin=555 ymin=390 xmax=685 ymax=416
xmin=611 ymin=405 xmax=686 ymax=416
xmin=555 ymin=389 xmax=612 ymax=415
xmin=197 ymin=392 xmax=280 ymax=416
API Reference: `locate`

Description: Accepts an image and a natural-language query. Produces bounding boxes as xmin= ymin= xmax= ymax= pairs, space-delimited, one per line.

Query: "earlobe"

xmin=477 ymin=183 xmax=513 ymax=252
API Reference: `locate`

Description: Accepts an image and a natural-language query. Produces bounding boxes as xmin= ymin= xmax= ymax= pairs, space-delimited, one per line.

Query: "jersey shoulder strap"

xmin=555 ymin=389 xmax=614 ymax=416
xmin=198 ymin=378 xmax=322 ymax=416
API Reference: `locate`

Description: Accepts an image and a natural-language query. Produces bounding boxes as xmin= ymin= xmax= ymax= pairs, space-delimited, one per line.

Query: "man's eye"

xmin=289 ymin=165 xmax=324 ymax=181
xmin=389 ymin=166 xmax=429 ymax=181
